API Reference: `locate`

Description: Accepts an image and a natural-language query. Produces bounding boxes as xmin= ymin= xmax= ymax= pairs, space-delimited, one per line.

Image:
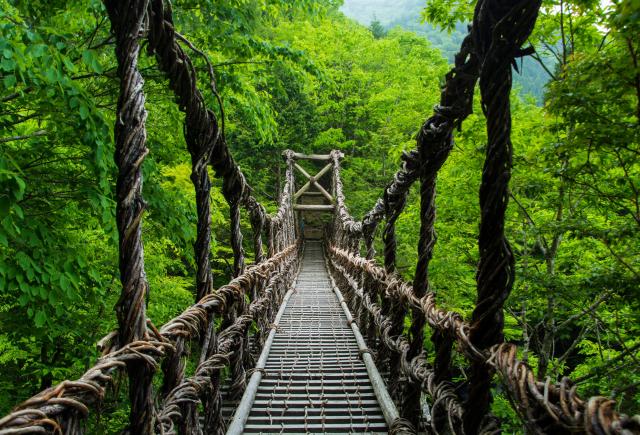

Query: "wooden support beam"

xmin=293 ymin=204 xmax=335 ymax=212
xmin=312 ymin=183 xmax=334 ymax=203
xmin=293 ymin=162 xmax=312 ymax=179
xmin=293 ymin=163 xmax=333 ymax=201
xmin=294 ymin=162 xmax=335 ymax=203
xmin=284 ymin=151 xmax=332 ymax=161
xmin=302 ymin=191 xmax=324 ymax=196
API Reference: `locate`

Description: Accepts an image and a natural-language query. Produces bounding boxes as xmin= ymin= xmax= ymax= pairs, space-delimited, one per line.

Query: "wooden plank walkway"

xmin=227 ymin=241 xmax=394 ymax=434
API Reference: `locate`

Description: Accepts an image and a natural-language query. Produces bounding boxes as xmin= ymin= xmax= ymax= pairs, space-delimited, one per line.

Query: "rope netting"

xmin=0 ymin=0 xmax=299 ymax=433
xmin=325 ymin=0 xmax=640 ymax=434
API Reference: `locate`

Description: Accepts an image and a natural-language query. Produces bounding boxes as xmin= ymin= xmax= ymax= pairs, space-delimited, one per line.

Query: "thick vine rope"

xmin=464 ymin=0 xmax=540 ymax=431
xmin=103 ymin=0 xmax=155 ymax=432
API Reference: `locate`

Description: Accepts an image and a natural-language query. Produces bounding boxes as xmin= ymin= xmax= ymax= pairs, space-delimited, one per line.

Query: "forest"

xmin=0 ymin=0 xmax=639 ymax=432
xmin=341 ymin=0 xmax=552 ymax=101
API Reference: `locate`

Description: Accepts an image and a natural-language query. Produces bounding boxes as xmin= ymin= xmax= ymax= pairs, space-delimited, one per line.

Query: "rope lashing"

xmin=358 ymin=348 xmax=373 ymax=358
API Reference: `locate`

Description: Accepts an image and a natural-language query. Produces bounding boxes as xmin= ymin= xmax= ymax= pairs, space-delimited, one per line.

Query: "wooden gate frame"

xmin=287 ymin=151 xmax=337 ymax=212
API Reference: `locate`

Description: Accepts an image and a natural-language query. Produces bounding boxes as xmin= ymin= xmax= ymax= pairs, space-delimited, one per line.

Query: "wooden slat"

xmin=293 ymin=204 xmax=335 ymax=212
xmin=286 ymin=151 xmax=332 ymax=161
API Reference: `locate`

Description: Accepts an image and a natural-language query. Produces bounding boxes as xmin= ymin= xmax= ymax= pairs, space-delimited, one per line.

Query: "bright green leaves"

xmin=0 ymin=157 xmax=27 ymax=250
xmin=1 ymin=11 xmax=113 ymax=206
xmin=6 ymin=241 xmax=87 ymax=318
xmin=33 ymin=310 xmax=46 ymax=328
xmin=422 ymin=0 xmax=474 ymax=31
xmin=3 ymin=74 xmax=16 ymax=89
xmin=0 ymin=55 xmax=16 ymax=72
xmin=0 ymin=0 xmax=118 ymax=413
xmin=81 ymin=49 xmax=102 ymax=74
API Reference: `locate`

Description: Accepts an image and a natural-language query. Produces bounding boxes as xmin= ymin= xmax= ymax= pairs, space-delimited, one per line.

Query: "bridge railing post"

xmin=381 ymin=193 xmax=408 ymax=406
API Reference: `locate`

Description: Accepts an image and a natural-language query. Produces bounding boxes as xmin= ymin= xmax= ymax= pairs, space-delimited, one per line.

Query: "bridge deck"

xmin=228 ymin=241 xmax=392 ymax=434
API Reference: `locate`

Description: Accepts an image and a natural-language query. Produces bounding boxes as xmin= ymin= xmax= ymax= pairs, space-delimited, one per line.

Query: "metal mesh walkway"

xmin=228 ymin=241 xmax=393 ymax=434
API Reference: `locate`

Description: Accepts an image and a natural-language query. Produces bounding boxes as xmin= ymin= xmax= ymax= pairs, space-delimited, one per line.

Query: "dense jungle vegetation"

xmin=341 ymin=0 xmax=552 ymax=101
xmin=0 ymin=0 xmax=638 ymax=430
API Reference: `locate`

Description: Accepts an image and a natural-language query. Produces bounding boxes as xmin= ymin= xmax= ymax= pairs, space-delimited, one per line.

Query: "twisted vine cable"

xmin=463 ymin=0 xmax=542 ymax=432
xmin=146 ymin=2 xmax=220 ymax=430
xmin=104 ymin=0 xmax=155 ymax=432
xmin=403 ymin=28 xmax=481 ymax=430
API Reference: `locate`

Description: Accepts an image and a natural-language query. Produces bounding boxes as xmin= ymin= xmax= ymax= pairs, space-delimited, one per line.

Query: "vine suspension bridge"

xmin=1 ymin=0 xmax=639 ymax=434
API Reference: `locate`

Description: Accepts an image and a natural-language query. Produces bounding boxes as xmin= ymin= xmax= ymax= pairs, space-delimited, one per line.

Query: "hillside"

xmin=340 ymin=0 xmax=551 ymax=102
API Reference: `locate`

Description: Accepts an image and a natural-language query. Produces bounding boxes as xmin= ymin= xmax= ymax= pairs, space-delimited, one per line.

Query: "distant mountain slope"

xmin=340 ymin=0 xmax=425 ymax=26
xmin=340 ymin=0 xmax=550 ymax=103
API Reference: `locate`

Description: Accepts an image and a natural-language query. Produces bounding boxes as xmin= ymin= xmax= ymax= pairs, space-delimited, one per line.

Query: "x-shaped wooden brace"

xmin=293 ymin=162 xmax=333 ymax=203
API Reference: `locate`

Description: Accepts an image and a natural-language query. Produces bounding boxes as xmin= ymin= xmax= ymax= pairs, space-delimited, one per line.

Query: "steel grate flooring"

xmin=241 ymin=241 xmax=388 ymax=434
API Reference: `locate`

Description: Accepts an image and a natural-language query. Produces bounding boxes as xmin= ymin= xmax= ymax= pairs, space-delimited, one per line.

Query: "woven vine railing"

xmin=325 ymin=0 xmax=640 ymax=434
xmin=0 ymin=0 xmax=299 ymax=434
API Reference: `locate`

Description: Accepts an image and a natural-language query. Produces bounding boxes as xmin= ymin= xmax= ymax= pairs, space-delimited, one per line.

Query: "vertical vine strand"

xmin=230 ymin=200 xmax=245 ymax=278
xmin=247 ymin=197 xmax=266 ymax=264
xmin=403 ymin=34 xmax=481 ymax=428
xmin=104 ymin=0 xmax=154 ymax=432
xmin=381 ymin=191 xmax=408 ymax=405
xmin=146 ymin=2 xmax=217 ymax=428
xmin=464 ymin=1 xmax=542 ymax=432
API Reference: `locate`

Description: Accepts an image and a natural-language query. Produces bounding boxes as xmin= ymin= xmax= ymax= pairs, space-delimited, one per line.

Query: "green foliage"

xmin=369 ymin=19 xmax=388 ymax=39
xmin=422 ymin=0 xmax=474 ymax=31
xmin=341 ymin=0 xmax=551 ymax=102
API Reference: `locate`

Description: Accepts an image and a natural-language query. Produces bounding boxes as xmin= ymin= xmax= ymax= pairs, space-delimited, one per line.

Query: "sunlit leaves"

xmin=422 ymin=0 xmax=474 ymax=31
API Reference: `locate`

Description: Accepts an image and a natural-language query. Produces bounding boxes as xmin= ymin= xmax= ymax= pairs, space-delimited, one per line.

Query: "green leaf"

xmin=15 ymin=251 xmax=31 ymax=272
xmin=0 ymin=57 xmax=15 ymax=71
xmin=62 ymin=57 xmax=76 ymax=73
xmin=59 ymin=274 xmax=70 ymax=292
xmin=17 ymin=294 xmax=28 ymax=306
xmin=0 ymin=197 xmax=10 ymax=218
xmin=34 ymin=310 xmax=46 ymax=327
xmin=82 ymin=50 xmax=102 ymax=73
xmin=79 ymin=104 xmax=89 ymax=120
xmin=3 ymin=74 xmax=16 ymax=88
xmin=13 ymin=176 xmax=25 ymax=200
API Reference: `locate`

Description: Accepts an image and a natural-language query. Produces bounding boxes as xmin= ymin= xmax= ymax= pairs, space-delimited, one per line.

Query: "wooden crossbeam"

xmin=293 ymin=204 xmax=335 ymax=211
xmin=285 ymin=151 xmax=332 ymax=161
xmin=293 ymin=163 xmax=333 ymax=202
xmin=293 ymin=163 xmax=334 ymax=203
